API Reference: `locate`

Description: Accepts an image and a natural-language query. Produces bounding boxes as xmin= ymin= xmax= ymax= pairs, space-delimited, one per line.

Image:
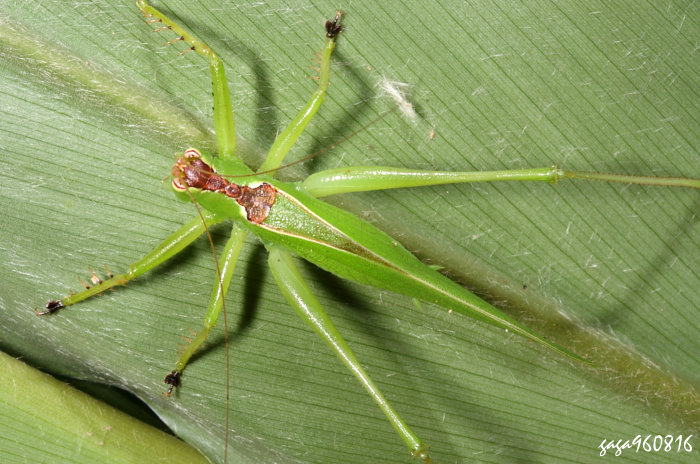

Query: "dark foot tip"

xmin=36 ymin=300 xmax=64 ymax=316
xmin=325 ymin=11 xmax=343 ymax=38
xmin=164 ymin=370 xmax=182 ymax=396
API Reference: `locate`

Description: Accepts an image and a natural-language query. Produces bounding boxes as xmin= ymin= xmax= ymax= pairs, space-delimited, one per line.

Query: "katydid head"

xmin=171 ymin=148 xmax=276 ymax=224
xmin=172 ymin=148 xmax=240 ymax=198
xmin=172 ymin=149 xmax=212 ymax=190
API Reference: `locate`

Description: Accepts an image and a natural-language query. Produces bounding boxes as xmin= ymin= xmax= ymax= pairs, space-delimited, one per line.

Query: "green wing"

xmin=195 ymin=179 xmax=587 ymax=363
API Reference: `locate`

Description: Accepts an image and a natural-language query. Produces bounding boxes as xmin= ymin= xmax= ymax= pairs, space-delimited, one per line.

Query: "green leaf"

xmin=0 ymin=351 xmax=209 ymax=464
xmin=1 ymin=1 xmax=697 ymax=463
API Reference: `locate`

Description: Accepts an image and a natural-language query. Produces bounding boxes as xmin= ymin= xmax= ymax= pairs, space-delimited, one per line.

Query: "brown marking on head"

xmin=172 ymin=149 xmax=213 ymax=190
xmin=183 ymin=159 xmax=212 ymax=189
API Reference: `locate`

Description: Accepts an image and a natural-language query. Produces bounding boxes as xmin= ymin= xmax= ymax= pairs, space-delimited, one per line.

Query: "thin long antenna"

xmin=183 ymin=186 xmax=230 ymax=464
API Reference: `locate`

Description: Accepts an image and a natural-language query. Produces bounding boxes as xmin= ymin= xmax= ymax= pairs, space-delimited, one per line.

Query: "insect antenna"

xmin=179 ymin=181 xmax=231 ymax=464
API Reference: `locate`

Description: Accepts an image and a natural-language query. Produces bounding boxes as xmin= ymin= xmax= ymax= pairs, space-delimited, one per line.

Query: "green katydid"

xmin=33 ymin=1 xmax=700 ymax=463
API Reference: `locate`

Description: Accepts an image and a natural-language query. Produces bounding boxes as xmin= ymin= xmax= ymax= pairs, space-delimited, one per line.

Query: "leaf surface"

xmin=1 ymin=1 xmax=697 ymax=463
